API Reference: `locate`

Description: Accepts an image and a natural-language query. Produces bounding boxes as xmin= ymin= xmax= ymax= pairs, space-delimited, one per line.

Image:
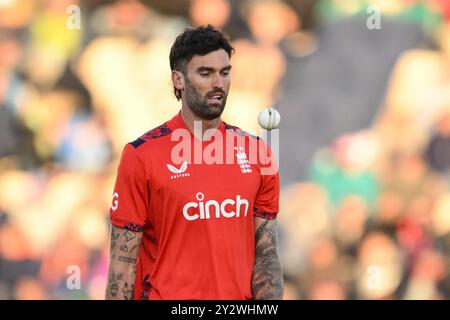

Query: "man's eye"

xmin=200 ymin=73 xmax=209 ymax=76
xmin=222 ymin=71 xmax=230 ymax=76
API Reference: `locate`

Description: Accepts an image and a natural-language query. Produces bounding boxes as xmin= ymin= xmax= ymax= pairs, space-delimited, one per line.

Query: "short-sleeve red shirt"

xmin=110 ymin=111 xmax=279 ymax=300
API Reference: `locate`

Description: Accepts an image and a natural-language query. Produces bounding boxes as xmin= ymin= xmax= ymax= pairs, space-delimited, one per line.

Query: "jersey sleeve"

xmin=109 ymin=143 xmax=149 ymax=231
xmin=253 ymin=139 xmax=280 ymax=220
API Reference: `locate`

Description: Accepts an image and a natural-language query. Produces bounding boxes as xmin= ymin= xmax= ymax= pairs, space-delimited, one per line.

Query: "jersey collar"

xmin=167 ymin=110 xmax=226 ymax=137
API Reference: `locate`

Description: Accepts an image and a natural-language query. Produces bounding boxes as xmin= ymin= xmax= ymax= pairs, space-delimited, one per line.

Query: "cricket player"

xmin=105 ymin=25 xmax=283 ymax=300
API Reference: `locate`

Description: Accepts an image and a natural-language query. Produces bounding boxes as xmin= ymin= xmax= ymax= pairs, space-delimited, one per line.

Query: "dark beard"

xmin=184 ymin=78 xmax=227 ymax=120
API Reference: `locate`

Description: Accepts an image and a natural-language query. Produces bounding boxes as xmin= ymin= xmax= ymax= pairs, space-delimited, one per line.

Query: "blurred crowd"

xmin=0 ymin=0 xmax=450 ymax=300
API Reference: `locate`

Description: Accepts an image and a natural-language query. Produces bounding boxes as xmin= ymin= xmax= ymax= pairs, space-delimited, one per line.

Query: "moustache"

xmin=206 ymin=89 xmax=226 ymax=98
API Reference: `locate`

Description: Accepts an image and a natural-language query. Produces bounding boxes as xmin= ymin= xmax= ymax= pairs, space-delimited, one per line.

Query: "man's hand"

xmin=105 ymin=225 xmax=143 ymax=300
xmin=252 ymin=217 xmax=283 ymax=300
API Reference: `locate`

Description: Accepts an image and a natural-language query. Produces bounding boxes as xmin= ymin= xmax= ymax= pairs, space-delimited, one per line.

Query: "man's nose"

xmin=211 ymin=73 xmax=224 ymax=90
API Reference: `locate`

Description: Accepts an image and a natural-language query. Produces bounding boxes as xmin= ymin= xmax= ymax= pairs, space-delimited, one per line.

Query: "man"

xmin=105 ymin=25 xmax=283 ymax=300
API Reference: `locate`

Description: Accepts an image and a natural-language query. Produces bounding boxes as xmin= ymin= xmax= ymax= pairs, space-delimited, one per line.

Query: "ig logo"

xmin=111 ymin=192 xmax=119 ymax=211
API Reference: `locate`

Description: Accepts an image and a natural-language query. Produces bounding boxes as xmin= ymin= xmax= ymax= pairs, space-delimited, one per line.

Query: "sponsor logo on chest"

xmin=167 ymin=161 xmax=190 ymax=179
xmin=182 ymin=192 xmax=249 ymax=221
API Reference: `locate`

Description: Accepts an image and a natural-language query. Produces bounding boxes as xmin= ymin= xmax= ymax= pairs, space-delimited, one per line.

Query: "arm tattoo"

xmin=121 ymin=230 xmax=137 ymax=242
xmin=108 ymin=272 xmax=123 ymax=297
xmin=119 ymin=230 xmax=138 ymax=253
xmin=118 ymin=256 xmax=137 ymax=264
xmin=110 ymin=230 xmax=120 ymax=260
xmin=120 ymin=244 xmax=139 ymax=254
xmin=122 ymin=283 xmax=134 ymax=300
xmin=106 ymin=225 xmax=142 ymax=299
xmin=252 ymin=219 xmax=283 ymax=300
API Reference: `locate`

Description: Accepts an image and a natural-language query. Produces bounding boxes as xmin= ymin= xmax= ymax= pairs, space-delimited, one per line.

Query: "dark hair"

xmin=169 ymin=25 xmax=234 ymax=100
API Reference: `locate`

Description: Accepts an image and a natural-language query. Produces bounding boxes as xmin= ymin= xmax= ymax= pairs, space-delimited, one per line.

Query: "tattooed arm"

xmin=252 ymin=217 xmax=283 ymax=300
xmin=105 ymin=225 xmax=143 ymax=300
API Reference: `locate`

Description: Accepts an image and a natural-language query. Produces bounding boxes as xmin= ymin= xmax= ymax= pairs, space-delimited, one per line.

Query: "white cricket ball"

xmin=258 ymin=107 xmax=281 ymax=130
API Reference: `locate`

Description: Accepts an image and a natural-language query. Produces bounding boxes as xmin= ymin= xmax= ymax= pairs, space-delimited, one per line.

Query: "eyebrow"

xmin=197 ymin=65 xmax=232 ymax=73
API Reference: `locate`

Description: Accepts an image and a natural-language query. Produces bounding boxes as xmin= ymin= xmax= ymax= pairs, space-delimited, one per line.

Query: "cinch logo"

xmin=182 ymin=192 xmax=249 ymax=221
xmin=167 ymin=161 xmax=190 ymax=179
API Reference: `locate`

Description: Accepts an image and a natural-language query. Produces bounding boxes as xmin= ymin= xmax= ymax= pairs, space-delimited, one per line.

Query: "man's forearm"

xmin=252 ymin=219 xmax=284 ymax=300
xmin=105 ymin=226 xmax=142 ymax=300
xmin=105 ymin=260 xmax=137 ymax=300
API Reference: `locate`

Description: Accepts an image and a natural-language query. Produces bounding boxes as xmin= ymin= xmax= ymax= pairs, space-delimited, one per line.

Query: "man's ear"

xmin=171 ymin=70 xmax=185 ymax=92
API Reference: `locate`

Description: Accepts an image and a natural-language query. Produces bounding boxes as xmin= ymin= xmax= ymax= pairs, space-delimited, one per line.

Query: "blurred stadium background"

xmin=1 ymin=0 xmax=450 ymax=299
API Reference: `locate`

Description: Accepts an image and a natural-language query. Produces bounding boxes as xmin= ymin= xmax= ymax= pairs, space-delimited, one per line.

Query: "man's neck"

xmin=180 ymin=106 xmax=221 ymax=141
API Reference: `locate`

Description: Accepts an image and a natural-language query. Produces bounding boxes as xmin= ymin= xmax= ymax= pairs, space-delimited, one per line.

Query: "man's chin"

xmin=193 ymin=104 xmax=225 ymax=120
xmin=199 ymin=112 xmax=223 ymax=120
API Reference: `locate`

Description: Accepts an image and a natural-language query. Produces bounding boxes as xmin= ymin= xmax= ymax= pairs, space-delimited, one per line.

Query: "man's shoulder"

xmin=128 ymin=122 xmax=173 ymax=150
xmin=223 ymin=122 xmax=260 ymax=141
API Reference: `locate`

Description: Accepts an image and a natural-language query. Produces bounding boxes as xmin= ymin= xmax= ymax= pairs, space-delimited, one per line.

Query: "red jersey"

xmin=109 ymin=111 xmax=279 ymax=300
